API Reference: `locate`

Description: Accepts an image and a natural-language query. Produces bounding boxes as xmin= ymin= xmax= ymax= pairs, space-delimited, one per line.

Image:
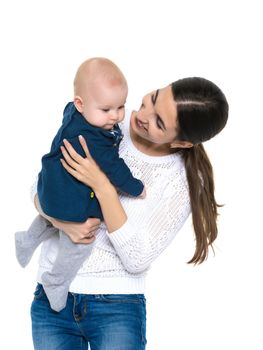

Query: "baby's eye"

xmin=102 ymin=109 xmax=110 ymax=112
xmin=118 ymin=105 xmax=125 ymax=110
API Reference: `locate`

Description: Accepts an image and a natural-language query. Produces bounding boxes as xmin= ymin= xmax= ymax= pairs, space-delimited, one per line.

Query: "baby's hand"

xmin=138 ymin=187 xmax=146 ymax=199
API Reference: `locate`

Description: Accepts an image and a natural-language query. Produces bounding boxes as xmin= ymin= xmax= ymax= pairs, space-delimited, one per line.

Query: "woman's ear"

xmin=74 ymin=96 xmax=83 ymax=113
xmin=170 ymin=140 xmax=193 ymax=149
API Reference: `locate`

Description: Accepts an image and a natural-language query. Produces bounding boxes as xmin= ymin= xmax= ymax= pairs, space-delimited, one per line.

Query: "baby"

xmin=15 ymin=58 xmax=145 ymax=312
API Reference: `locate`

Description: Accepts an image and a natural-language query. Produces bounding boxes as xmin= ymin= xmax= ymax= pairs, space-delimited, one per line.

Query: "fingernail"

xmin=79 ymin=135 xmax=83 ymax=140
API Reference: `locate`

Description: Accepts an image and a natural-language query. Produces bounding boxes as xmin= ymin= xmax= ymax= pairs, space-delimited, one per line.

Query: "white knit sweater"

xmin=33 ymin=110 xmax=191 ymax=294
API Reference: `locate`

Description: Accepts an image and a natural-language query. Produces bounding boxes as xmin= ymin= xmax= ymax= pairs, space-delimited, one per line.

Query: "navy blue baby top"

xmin=37 ymin=102 xmax=144 ymax=222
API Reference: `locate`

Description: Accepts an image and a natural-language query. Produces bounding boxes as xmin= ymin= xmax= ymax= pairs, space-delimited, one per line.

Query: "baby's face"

xmin=81 ymin=80 xmax=128 ymax=130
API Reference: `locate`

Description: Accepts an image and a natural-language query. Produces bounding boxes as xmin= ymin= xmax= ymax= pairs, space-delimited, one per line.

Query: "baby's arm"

xmin=92 ymin=146 xmax=145 ymax=197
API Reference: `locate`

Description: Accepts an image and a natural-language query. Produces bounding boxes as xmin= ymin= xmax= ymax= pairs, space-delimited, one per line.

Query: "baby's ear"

xmin=74 ymin=96 xmax=83 ymax=113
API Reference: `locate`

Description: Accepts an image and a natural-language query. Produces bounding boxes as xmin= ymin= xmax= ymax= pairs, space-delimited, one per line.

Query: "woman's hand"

xmin=60 ymin=135 xmax=109 ymax=191
xmin=34 ymin=194 xmax=100 ymax=244
xmin=52 ymin=217 xmax=101 ymax=244
xmin=60 ymin=135 xmax=127 ymax=233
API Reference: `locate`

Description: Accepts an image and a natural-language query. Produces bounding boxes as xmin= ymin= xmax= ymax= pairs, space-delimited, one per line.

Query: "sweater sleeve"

xmin=106 ymin=174 xmax=191 ymax=273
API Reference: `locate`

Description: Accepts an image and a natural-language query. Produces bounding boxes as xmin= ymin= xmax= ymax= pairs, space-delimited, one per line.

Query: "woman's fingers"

xmin=60 ymin=146 xmax=78 ymax=168
xmin=53 ymin=217 xmax=101 ymax=244
xmin=78 ymin=135 xmax=92 ymax=159
xmin=72 ymin=218 xmax=101 ymax=243
xmin=60 ymin=158 xmax=81 ymax=181
xmin=79 ymin=235 xmax=96 ymax=244
xmin=63 ymin=138 xmax=84 ymax=164
xmin=61 ymin=137 xmax=104 ymax=189
xmin=82 ymin=236 xmax=96 ymax=244
xmin=86 ymin=217 xmax=101 ymax=227
xmin=68 ymin=231 xmax=96 ymax=244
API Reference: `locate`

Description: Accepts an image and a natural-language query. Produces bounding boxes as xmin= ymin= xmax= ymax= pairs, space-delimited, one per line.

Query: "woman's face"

xmin=130 ymin=85 xmax=178 ymax=146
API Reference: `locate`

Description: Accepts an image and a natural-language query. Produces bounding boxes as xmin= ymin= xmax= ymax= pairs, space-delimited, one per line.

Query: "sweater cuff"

xmin=106 ymin=220 xmax=135 ymax=247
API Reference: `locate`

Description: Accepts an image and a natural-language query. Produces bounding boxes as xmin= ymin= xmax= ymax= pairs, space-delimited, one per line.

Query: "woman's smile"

xmin=135 ymin=117 xmax=147 ymax=132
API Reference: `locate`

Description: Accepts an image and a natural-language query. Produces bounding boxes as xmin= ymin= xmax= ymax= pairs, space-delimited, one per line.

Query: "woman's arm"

xmin=60 ymin=136 xmax=127 ymax=233
xmin=107 ymin=186 xmax=191 ymax=273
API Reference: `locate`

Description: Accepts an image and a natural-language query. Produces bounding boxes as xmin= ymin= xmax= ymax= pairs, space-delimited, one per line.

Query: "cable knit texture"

xmin=32 ymin=110 xmax=191 ymax=294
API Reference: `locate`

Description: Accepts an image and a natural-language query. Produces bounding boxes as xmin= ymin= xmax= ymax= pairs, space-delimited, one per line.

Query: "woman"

xmin=31 ymin=77 xmax=228 ymax=350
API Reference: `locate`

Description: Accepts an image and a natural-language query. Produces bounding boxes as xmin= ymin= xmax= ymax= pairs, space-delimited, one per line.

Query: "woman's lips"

xmin=136 ymin=117 xmax=147 ymax=132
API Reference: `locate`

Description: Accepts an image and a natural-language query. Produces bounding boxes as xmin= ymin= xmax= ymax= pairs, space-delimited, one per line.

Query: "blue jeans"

xmin=31 ymin=284 xmax=147 ymax=350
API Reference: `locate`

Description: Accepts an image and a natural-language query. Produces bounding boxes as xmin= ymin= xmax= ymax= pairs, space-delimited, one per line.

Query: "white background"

xmin=1 ymin=0 xmax=262 ymax=349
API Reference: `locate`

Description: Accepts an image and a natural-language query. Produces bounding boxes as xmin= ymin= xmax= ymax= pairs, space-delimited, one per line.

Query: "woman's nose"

xmin=137 ymin=109 xmax=148 ymax=123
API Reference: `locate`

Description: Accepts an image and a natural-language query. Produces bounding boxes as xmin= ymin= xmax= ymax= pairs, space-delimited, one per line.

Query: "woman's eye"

xmin=140 ymin=103 xmax=145 ymax=109
xmin=156 ymin=117 xmax=163 ymax=130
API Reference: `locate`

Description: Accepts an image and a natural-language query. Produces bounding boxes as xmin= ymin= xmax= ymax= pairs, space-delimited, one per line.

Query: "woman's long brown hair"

xmin=182 ymin=144 xmax=220 ymax=263
xmin=171 ymin=77 xmax=228 ymax=264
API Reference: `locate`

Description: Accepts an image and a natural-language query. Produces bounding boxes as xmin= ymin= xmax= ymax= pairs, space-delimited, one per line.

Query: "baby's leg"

xmin=15 ymin=215 xmax=57 ymax=267
xmin=42 ymin=230 xmax=93 ymax=312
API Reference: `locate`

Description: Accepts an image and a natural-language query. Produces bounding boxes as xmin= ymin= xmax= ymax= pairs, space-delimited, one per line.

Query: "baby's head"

xmin=73 ymin=57 xmax=128 ymax=130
